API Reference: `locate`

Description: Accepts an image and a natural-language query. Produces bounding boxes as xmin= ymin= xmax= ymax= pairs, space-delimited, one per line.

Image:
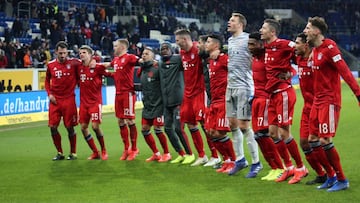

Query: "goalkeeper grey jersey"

xmin=227 ymin=32 xmax=254 ymax=92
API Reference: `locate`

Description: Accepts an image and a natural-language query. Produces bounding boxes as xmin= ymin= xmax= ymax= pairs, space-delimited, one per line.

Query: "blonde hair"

xmin=116 ymin=39 xmax=130 ymax=49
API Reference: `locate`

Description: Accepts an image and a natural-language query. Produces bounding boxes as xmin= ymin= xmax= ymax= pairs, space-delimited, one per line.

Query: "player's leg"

xmin=317 ymin=104 xmax=348 ymax=192
xmin=226 ymin=88 xmax=247 ymax=175
xmin=153 ymin=116 xmax=170 ymax=162
xmin=184 ymin=95 xmax=206 ymax=166
xmin=90 ymin=104 xmax=107 ymax=160
xmin=115 ymin=95 xmax=130 ymax=160
xmin=79 ymin=105 xmax=99 ymax=160
xmin=163 ymin=107 xmax=186 ymax=163
xmin=142 ymin=118 xmax=160 ymax=162
xmin=63 ymin=97 xmax=78 ymax=160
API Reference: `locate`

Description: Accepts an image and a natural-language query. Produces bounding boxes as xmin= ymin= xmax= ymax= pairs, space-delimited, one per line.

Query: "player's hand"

xmin=89 ymin=59 xmax=97 ymax=69
xmin=153 ymin=60 xmax=158 ymax=66
xmin=277 ymin=71 xmax=292 ymax=80
xmin=49 ymin=94 xmax=57 ymax=104
xmin=248 ymin=95 xmax=254 ymax=106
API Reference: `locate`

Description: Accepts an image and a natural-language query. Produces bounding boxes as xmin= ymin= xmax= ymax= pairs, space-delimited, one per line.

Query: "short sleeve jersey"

xmin=46 ymin=58 xmax=81 ymax=99
xmin=111 ymin=53 xmax=138 ymax=93
xmin=312 ymin=39 xmax=360 ymax=106
xmin=252 ymin=54 xmax=269 ymax=99
xmin=227 ymin=32 xmax=254 ymax=91
xmin=78 ymin=64 xmax=108 ymax=106
xmin=264 ymin=38 xmax=295 ymax=93
xmin=208 ymin=53 xmax=228 ymax=103
xmin=180 ymin=45 xmax=205 ymax=97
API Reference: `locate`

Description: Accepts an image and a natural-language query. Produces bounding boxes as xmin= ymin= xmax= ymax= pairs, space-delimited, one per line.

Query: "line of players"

xmin=45 ymin=14 xmax=360 ymax=192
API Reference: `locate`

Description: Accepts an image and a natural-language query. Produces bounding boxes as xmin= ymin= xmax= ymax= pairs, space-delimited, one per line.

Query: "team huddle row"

xmin=45 ymin=13 xmax=360 ymax=192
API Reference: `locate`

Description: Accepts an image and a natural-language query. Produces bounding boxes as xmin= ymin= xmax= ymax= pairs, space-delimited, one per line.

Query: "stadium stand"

xmin=0 ymin=0 xmax=359 ymax=69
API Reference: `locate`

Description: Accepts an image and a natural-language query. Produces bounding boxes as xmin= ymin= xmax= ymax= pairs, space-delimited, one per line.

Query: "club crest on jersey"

xmin=307 ymin=60 xmax=313 ymax=67
xmin=147 ymin=71 xmax=153 ymax=78
xmin=317 ymin=53 xmax=322 ymax=60
xmin=191 ymin=53 xmax=194 ymax=59
xmin=66 ymin=64 xmax=71 ymax=69
xmin=121 ymin=58 xmax=125 ymax=63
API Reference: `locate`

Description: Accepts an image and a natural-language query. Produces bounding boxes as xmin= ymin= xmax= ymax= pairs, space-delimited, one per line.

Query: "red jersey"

xmin=180 ymin=45 xmax=205 ymax=97
xmin=111 ymin=53 xmax=138 ymax=94
xmin=208 ymin=53 xmax=228 ymax=103
xmin=296 ymin=56 xmax=314 ymax=107
xmin=264 ymin=38 xmax=295 ymax=93
xmin=252 ymin=54 xmax=269 ymax=99
xmin=45 ymin=58 xmax=81 ymax=99
xmin=78 ymin=64 xmax=108 ymax=106
xmin=312 ymin=39 xmax=360 ymax=106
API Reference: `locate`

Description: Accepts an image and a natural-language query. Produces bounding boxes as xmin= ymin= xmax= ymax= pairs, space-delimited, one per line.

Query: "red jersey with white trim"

xmin=180 ymin=45 xmax=205 ymax=97
xmin=208 ymin=53 xmax=228 ymax=103
xmin=296 ymin=56 xmax=314 ymax=107
xmin=45 ymin=58 xmax=81 ymax=99
xmin=312 ymin=39 xmax=360 ymax=106
xmin=252 ymin=54 xmax=269 ymax=98
xmin=264 ymin=38 xmax=295 ymax=93
xmin=78 ymin=64 xmax=108 ymax=106
xmin=111 ymin=53 xmax=138 ymax=94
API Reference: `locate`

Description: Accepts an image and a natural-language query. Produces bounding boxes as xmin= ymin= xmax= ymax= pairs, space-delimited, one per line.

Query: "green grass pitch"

xmin=0 ymin=84 xmax=360 ymax=203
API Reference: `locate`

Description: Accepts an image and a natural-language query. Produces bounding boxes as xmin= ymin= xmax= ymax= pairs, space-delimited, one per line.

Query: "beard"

xmin=198 ymin=49 xmax=209 ymax=59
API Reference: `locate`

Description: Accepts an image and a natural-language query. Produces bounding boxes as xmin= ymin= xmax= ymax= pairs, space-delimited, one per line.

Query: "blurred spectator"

xmin=128 ymin=43 xmax=141 ymax=56
xmin=116 ymin=20 xmax=126 ymax=38
xmin=12 ymin=0 xmax=18 ymax=17
xmin=37 ymin=2 xmax=47 ymax=20
xmin=42 ymin=41 xmax=51 ymax=66
xmin=40 ymin=19 xmax=49 ymax=39
xmin=31 ymin=37 xmax=42 ymax=50
xmin=125 ymin=0 xmax=132 ymax=15
xmin=67 ymin=3 xmax=77 ymax=26
xmin=12 ymin=17 xmax=23 ymax=38
xmin=82 ymin=21 xmax=92 ymax=45
xmin=38 ymin=47 xmax=47 ymax=68
xmin=31 ymin=49 xmax=41 ymax=68
xmin=138 ymin=12 xmax=149 ymax=38
xmin=67 ymin=28 xmax=77 ymax=48
xmin=99 ymin=7 xmax=106 ymax=23
xmin=49 ymin=20 xmax=64 ymax=48
xmin=0 ymin=0 xmax=5 ymax=12
xmin=100 ymin=32 xmax=114 ymax=55
xmin=5 ymin=42 xmax=17 ymax=68
xmin=22 ymin=15 xmax=30 ymax=37
xmin=23 ymin=48 xmax=32 ymax=68
xmin=0 ymin=49 xmax=8 ymax=68
xmin=93 ymin=50 xmax=102 ymax=62
xmin=91 ymin=25 xmax=102 ymax=48
xmin=106 ymin=6 xmax=115 ymax=24
xmin=4 ymin=27 xmax=12 ymax=43
xmin=94 ymin=6 xmax=101 ymax=22
xmin=70 ymin=45 xmax=80 ymax=58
